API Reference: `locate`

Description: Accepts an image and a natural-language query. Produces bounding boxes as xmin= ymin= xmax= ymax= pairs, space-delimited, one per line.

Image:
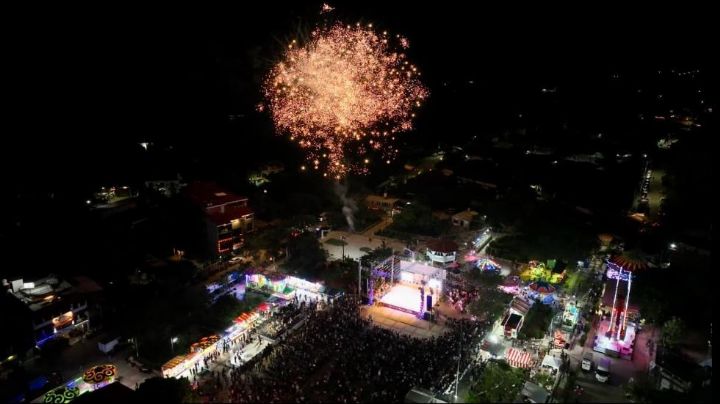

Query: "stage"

xmin=379 ymin=284 xmax=436 ymax=316
xmin=361 ymin=305 xmax=447 ymax=339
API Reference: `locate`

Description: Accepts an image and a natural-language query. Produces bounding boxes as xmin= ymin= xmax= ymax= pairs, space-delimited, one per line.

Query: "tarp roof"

xmin=541 ymin=354 xmax=562 ymax=370
xmin=400 ymin=261 xmax=446 ymax=278
xmin=521 ymin=381 xmax=550 ymax=403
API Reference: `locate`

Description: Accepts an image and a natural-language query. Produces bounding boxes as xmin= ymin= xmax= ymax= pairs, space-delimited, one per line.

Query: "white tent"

xmin=541 ymin=354 xmax=562 ymax=371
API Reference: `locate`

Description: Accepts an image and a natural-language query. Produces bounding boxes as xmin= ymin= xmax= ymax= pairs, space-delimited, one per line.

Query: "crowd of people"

xmin=220 ymin=295 xmax=487 ymax=403
xmin=447 ymin=286 xmax=480 ymax=314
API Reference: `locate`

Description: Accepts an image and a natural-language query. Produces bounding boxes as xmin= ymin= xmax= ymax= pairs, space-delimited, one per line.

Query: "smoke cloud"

xmin=334 ymin=181 xmax=358 ymax=232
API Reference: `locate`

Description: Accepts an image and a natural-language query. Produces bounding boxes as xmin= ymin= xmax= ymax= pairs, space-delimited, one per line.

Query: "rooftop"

xmin=426 ymin=239 xmax=458 ymax=253
xmin=184 ymin=181 xmax=248 ymax=209
xmin=399 ymin=260 xmax=447 ymax=279
xmin=207 ymin=204 xmax=254 ymax=226
xmin=504 ymin=313 xmax=523 ymax=328
xmin=4 ymin=275 xmax=101 ymax=311
xmin=452 ymin=209 xmax=478 ymax=221
xmin=366 ymin=194 xmax=400 ymax=203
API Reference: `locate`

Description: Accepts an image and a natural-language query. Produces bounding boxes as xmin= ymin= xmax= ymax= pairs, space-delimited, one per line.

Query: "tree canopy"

xmin=283 ymin=232 xmax=328 ymax=280
xmin=518 ymin=303 xmax=554 ymax=340
xmin=486 ymin=204 xmax=597 ymax=262
xmin=387 ymin=202 xmax=445 ymax=236
xmin=468 ymin=361 xmax=526 ymax=403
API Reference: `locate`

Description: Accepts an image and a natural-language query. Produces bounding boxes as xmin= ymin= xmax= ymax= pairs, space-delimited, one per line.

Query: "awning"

xmin=541 ymin=354 xmax=562 ymax=370
xmin=506 ymin=348 xmax=535 ymax=368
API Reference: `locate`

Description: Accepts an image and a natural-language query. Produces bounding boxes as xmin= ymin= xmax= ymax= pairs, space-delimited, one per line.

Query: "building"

xmin=509 ymin=296 xmax=532 ymax=317
xmin=452 ymin=209 xmax=478 ymax=228
xmin=184 ymin=182 xmax=254 ymax=257
xmin=366 ymin=194 xmax=401 ymax=212
xmin=2 ymin=274 xmax=102 ymax=356
xmin=425 ymin=239 xmax=458 ymax=267
xmin=144 ymin=177 xmax=186 ymax=197
xmin=503 ymin=313 xmax=524 ymax=338
xmin=652 ymin=349 xmax=711 ymax=393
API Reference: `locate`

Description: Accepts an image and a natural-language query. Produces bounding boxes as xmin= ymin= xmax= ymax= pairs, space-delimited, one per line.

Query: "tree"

xmin=531 ymin=372 xmax=555 ymax=391
xmin=467 ymin=288 xmax=512 ymax=322
xmin=661 ymin=317 xmax=685 ymax=350
xmin=518 ymin=303 xmax=554 ymax=340
xmin=360 ymin=246 xmax=393 ymax=268
xmin=136 ymin=377 xmax=195 ymax=403
xmin=624 ymin=374 xmax=657 ymax=403
xmin=560 ymin=370 xmax=578 ymax=403
xmin=463 ymin=270 xmax=503 ymax=289
xmin=469 ymin=361 xmax=525 ymax=403
xmin=389 ymin=203 xmax=445 ymax=236
xmin=283 ymin=233 xmax=328 ymax=279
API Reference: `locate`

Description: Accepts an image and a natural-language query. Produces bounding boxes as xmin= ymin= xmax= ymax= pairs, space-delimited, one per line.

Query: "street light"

xmin=342 ymin=235 xmax=347 ymax=259
xmin=357 ymin=258 xmax=362 ymax=298
xmin=133 ymin=337 xmax=140 ymax=358
xmin=171 ymin=336 xmax=179 ymax=353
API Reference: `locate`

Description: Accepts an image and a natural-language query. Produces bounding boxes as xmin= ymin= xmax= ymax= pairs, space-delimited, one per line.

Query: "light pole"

xmin=358 ymin=259 xmax=362 ymax=298
xmin=171 ymin=336 xmax=179 ymax=354
xmin=342 ymin=236 xmax=346 ymax=259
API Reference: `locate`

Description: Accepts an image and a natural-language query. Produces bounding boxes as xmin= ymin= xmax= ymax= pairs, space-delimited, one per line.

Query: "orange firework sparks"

xmin=263 ymin=22 xmax=428 ymax=177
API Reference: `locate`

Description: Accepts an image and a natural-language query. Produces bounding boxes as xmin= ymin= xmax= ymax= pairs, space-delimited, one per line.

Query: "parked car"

xmin=595 ymin=358 xmax=610 ymax=382
xmin=581 ymin=352 xmax=593 ymax=371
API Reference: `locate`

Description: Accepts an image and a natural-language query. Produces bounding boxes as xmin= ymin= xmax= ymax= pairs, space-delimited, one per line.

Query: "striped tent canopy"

xmin=234 ymin=312 xmax=257 ymax=324
xmin=610 ymin=250 xmax=648 ymax=272
xmin=506 ymin=347 xmax=536 ymax=368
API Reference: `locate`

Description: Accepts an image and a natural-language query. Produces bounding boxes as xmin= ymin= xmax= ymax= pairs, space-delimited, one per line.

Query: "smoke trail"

xmin=334 ymin=181 xmax=357 ymax=232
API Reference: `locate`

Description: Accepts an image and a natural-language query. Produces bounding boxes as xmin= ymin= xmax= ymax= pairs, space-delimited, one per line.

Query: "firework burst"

xmin=263 ymin=21 xmax=428 ymax=178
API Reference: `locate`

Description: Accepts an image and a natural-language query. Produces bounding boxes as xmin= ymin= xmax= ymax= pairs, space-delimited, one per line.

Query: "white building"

xmin=425 ymin=239 xmax=458 ymax=267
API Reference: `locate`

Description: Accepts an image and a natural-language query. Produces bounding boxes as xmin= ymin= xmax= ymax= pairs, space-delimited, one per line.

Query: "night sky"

xmin=4 ymin=2 xmax=709 ymax=193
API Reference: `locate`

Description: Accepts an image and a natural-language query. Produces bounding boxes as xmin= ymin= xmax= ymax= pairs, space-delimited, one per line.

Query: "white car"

xmin=595 ymin=358 xmax=610 ymax=383
xmin=581 ymin=352 xmax=593 ymax=371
